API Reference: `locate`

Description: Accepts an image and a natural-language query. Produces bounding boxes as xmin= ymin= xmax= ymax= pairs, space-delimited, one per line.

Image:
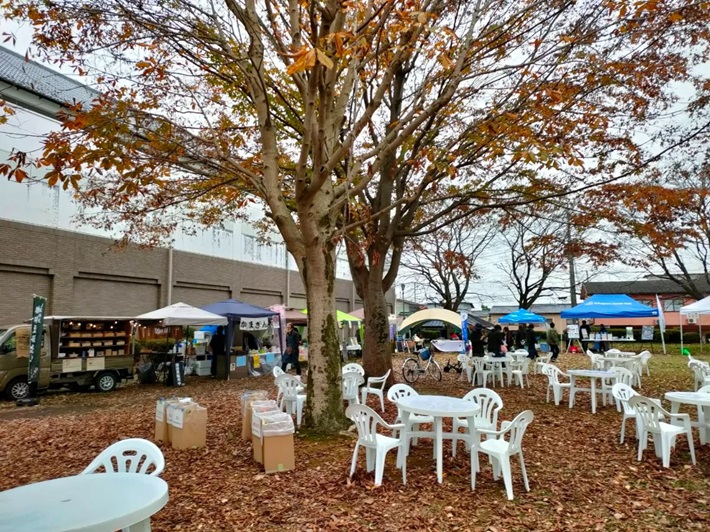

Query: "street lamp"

xmin=401 ymin=283 xmax=405 ymax=317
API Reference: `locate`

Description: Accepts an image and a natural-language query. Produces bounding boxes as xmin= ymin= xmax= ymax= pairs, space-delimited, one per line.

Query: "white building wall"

xmin=0 ymin=100 xmax=351 ymax=280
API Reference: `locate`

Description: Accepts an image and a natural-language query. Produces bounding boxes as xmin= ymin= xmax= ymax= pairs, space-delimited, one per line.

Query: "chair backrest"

xmin=629 ymin=395 xmax=668 ymax=433
xmin=502 ymin=410 xmax=534 ymax=454
xmin=81 ymin=438 xmax=164 ymax=476
xmin=462 ymin=388 xmax=503 ymax=428
xmin=611 ymin=382 xmax=638 ymax=415
xmin=348 ymin=337 xmax=360 ymax=347
xmin=698 ymin=384 xmax=710 ymax=393
xmin=386 ymin=383 xmax=417 ymax=403
xmin=605 ymin=348 xmax=621 ymax=356
xmin=517 ymin=358 xmax=531 ymax=373
xmin=342 ymin=371 xmax=364 ymax=399
xmin=471 ymin=357 xmax=487 ymax=372
xmin=514 ymin=349 xmax=529 ymax=355
xmin=611 ymin=366 xmax=635 ymax=386
xmin=536 ymin=353 xmax=552 ymax=364
xmin=346 ymin=404 xmax=387 ymax=447
xmin=457 ymin=354 xmax=469 ymax=364
xmin=342 ymin=363 xmax=365 ymax=376
xmin=276 ymin=374 xmax=304 ymax=399
xmin=273 ymin=366 xmax=285 ymax=379
xmin=540 ymin=363 xmax=565 ymax=385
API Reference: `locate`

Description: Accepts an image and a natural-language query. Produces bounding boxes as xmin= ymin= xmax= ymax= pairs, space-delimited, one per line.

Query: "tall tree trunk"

xmin=299 ymin=233 xmax=345 ymax=434
xmin=361 ymin=275 xmax=394 ymax=383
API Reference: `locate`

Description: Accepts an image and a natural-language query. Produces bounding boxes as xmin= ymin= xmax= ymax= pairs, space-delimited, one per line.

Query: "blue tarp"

xmin=498 ymin=308 xmax=548 ymax=324
xmin=560 ymin=294 xmax=659 ymax=319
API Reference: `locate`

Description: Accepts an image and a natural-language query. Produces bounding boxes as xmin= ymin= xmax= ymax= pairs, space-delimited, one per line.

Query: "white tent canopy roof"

xmin=398 ymin=308 xmax=464 ymax=333
xmin=135 ymin=302 xmax=228 ymax=326
xmin=679 ymin=295 xmax=710 ymax=315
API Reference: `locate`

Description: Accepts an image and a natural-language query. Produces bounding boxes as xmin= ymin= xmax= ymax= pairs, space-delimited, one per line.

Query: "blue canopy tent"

xmin=560 ymin=294 xmax=659 ymax=319
xmin=200 ymin=299 xmax=278 ymax=379
xmin=498 ymin=308 xmax=548 ymax=324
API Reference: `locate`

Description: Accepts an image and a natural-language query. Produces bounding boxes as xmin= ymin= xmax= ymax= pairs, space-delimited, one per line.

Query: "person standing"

xmin=515 ymin=324 xmax=526 ymax=349
xmin=208 ymin=325 xmax=226 ymax=378
xmin=580 ymin=320 xmax=591 ymax=353
xmin=487 ymin=324 xmax=504 ymax=356
xmin=599 ymin=324 xmax=608 ymax=353
xmin=282 ymin=323 xmax=302 ymax=376
xmin=525 ymin=323 xmax=538 ymax=359
xmin=470 ymin=323 xmax=485 ymax=357
xmin=503 ymin=326 xmax=513 ymax=350
xmin=546 ymin=322 xmax=560 ymax=362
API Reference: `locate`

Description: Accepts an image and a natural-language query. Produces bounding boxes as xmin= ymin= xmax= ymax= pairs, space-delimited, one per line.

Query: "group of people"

xmin=467 ymin=322 xmax=561 ymax=362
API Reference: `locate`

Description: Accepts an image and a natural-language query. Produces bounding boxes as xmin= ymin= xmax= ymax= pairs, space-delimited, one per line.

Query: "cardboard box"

xmin=260 ymin=413 xmax=295 ymax=474
xmin=263 ymin=433 xmax=295 ymax=473
xmin=154 ymin=399 xmax=169 ymax=442
xmin=252 ymin=433 xmax=263 ymax=464
xmin=240 ymin=393 xmax=271 ymax=441
xmin=170 ymin=403 xmax=207 ymax=450
xmin=163 ymin=397 xmax=193 ymax=442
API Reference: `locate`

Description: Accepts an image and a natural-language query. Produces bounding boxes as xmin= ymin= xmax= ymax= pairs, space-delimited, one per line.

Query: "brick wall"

xmin=0 ymin=219 xmax=388 ymax=323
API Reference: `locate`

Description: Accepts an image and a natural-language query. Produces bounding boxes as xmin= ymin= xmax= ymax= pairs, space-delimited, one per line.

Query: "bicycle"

xmin=402 ymin=347 xmax=442 ymax=383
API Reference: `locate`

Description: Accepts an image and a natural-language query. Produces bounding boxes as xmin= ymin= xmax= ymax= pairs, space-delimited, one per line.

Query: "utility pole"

xmin=566 ymin=217 xmax=577 ymax=306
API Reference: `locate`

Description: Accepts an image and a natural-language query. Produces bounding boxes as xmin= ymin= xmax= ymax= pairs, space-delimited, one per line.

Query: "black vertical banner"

xmin=28 ymin=295 xmax=47 ymax=387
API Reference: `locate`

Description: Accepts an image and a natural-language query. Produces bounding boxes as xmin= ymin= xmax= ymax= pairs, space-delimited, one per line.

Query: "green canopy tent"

xmin=300 ymin=308 xmax=363 ymax=350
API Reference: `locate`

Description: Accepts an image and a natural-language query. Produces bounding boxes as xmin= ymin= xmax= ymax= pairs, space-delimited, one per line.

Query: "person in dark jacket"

xmin=208 ymin=325 xmax=226 ymax=377
xmin=526 ymin=323 xmax=538 ymax=359
xmin=282 ymin=323 xmax=302 ymax=375
xmin=580 ymin=320 xmax=591 ymax=353
xmin=503 ymin=326 xmax=513 ymax=350
xmin=515 ymin=324 xmax=526 ymax=349
xmin=470 ymin=323 xmax=485 ymax=357
xmin=487 ymin=325 xmax=504 ymax=356
xmin=546 ymin=322 xmax=560 ymax=362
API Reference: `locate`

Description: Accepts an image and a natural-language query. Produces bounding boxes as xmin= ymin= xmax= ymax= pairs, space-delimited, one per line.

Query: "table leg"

xmin=569 ymin=376 xmax=576 ymax=409
xmin=435 ymin=417 xmax=443 ymax=484
xmin=701 ymin=406 xmax=709 ymax=445
xmin=127 ymin=519 xmax=151 ymax=532
xmin=402 ymin=411 xmax=411 ymax=456
xmin=591 ymin=378 xmax=597 ymax=414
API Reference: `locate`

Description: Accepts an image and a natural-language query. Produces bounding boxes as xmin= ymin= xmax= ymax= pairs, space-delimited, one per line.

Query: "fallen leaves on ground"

xmin=1 ymin=353 xmax=709 ymax=530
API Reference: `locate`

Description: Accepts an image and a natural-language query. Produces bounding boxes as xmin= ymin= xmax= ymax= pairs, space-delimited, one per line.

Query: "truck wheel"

xmin=5 ymin=378 xmax=30 ymax=401
xmin=95 ymin=372 xmax=117 ymax=392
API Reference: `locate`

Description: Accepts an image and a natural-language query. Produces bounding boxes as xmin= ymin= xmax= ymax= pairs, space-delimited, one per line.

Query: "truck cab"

xmin=0 ymin=324 xmax=51 ymax=400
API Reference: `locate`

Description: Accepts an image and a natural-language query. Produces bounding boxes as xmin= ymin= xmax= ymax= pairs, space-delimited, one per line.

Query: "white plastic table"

xmin=0 ymin=473 xmax=169 ymax=532
xmin=431 ymin=340 xmax=464 ymax=352
xmin=483 ymin=355 xmax=512 ymax=386
xmin=665 ymin=391 xmax=710 ymax=445
xmin=397 ymin=395 xmax=480 ymax=484
xmin=568 ymin=369 xmax=617 ymax=414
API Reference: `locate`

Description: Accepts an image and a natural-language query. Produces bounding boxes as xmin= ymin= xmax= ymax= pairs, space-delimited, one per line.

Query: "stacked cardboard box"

xmin=241 ymin=391 xmax=269 ymax=441
xmin=260 ymin=413 xmax=295 ymax=473
xmin=154 ymin=397 xmax=208 ymax=449
xmin=250 ymin=401 xmax=281 ymax=464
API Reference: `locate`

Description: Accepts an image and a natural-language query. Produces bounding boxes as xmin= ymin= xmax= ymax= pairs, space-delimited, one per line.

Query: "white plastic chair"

xmin=611 ymin=383 xmax=641 ymax=444
xmin=689 ymin=361 xmax=710 ymax=391
xmin=361 ymin=369 xmax=391 ymax=412
xmin=534 ymin=353 xmax=552 ymax=375
xmin=629 ymin=395 xmax=696 ymax=468
xmin=346 ymin=404 xmax=404 ymax=486
xmin=471 ymin=410 xmax=534 ymax=500
xmin=639 ymin=351 xmax=652 ymax=376
xmin=605 ymin=367 xmax=635 ymax=410
xmin=540 ymin=363 xmax=570 ymax=405
xmin=471 ymin=357 xmax=492 ymax=388
xmin=273 ymin=366 xmax=302 ymax=409
xmin=457 ymin=354 xmax=473 ymax=383
xmin=695 ymin=384 xmax=710 ymax=445
xmin=605 ymin=348 xmax=622 ymax=356
xmin=81 ymin=438 xmax=164 ymax=476
xmin=510 ymin=358 xmax=531 ymax=389
xmin=342 ymin=371 xmax=365 ymax=407
xmin=452 ymin=388 xmax=503 ymax=458
xmin=342 ymin=363 xmax=365 ymax=376
xmin=483 ymin=354 xmax=507 ymax=387
xmin=276 ymin=374 xmax=307 ymax=427
xmin=386 ymin=384 xmax=434 ymax=447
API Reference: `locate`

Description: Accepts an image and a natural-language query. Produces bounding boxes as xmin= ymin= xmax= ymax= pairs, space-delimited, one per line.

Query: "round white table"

xmin=397 ymin=395 xmax=480 ymax=484
xmin=0 ymin=473 xmax=169 ymax=532
xmin=567 ymin=369 xmax=617 ymax=414
xmin=665 ymin=391 xmax=710 ymax=445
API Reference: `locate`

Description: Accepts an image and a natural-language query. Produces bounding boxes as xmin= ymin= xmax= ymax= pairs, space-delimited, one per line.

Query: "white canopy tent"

xmin=135 ymin=302 xmax=228 ymax=326
xmin=679 ymin=296 xmax=710 ymax=353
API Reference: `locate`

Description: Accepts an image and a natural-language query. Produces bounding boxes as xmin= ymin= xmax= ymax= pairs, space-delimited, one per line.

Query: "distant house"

xmin=582 ymin=278 xmax=710 ymax=328
xmin=489 ymin=304 xmax=570 ymax=331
